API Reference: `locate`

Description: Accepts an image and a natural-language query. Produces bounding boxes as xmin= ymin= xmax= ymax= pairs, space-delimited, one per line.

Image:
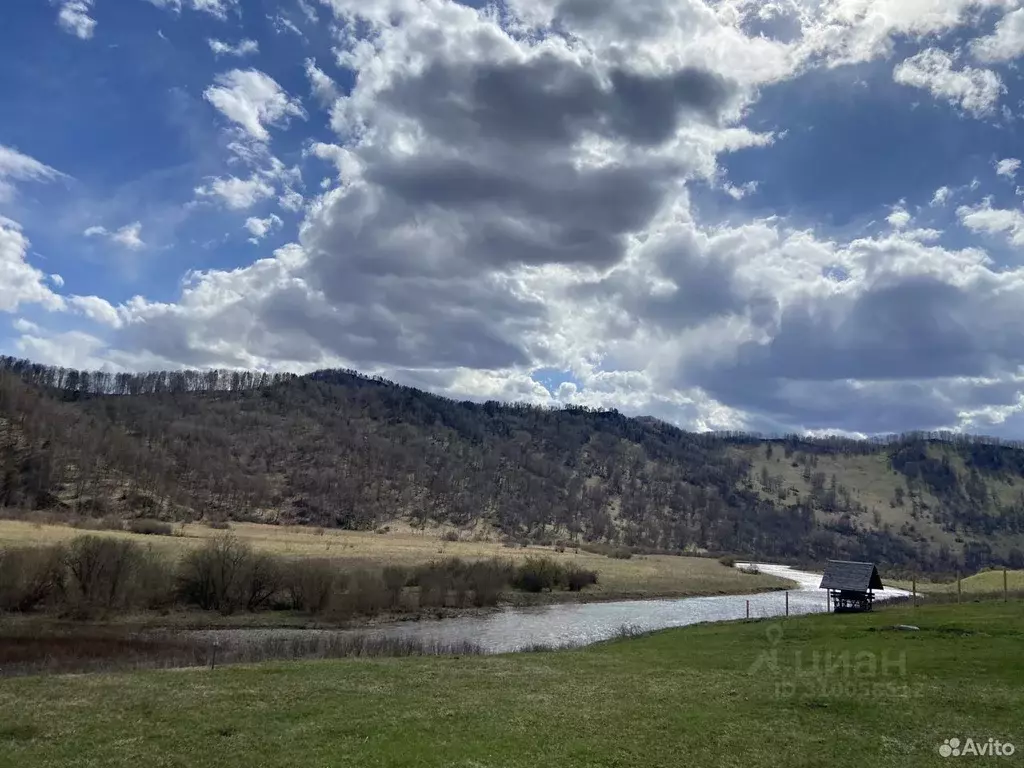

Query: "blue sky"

xmin=4 ymin=0 xmax=1024 ymax=437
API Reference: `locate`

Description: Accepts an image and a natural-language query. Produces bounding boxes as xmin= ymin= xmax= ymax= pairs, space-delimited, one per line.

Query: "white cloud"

xmin=278 ymin=188 xmax=304 ymax=212
xmin=204 ymin=69 xmax=306 ymax=142
xmin=57 ymin=0 xmax=96 ymax=39
xmin=957 ymin=199 xmax=1024 ymax=245
xmin=304 ymin=59 xmax=339 ymax=108
xmin=893 ymin=48 xmax=1004 ymax=117
xmin=144 ymin=0 xmax=236 ymax=20
xmin=83 ymin=221 xmax=146 ymax=249
xmin=971 ymin=8 xmax=1024 ymax=62
xmin=0 ymin=145 xmax=66 ymax=201
xmin=297 ymin=0 xmax=318 ymax=23
xmin=208 ymin=38 xmax=259 ymax=57
xmin=17 ymin=0 xmax=1024 ymax=437
xmin=724 ymin=180 xmax=759 ymax=200
xmin=887 ymin=205 xmax=912 ymax=229
xmin=195 ymin=174 xmax=274 ymax=209
xmin=0 ymin=217 xmax=65 ymax=314
xmin=787 ymin=0 xmax=1022 ymax=66
xmin=931 ymin=186 xmax=952 ymax=206
xmin=50 ymin=274 xmax=64 ymax=288
xmin=15 ymin=329 xmax=112 ymax=371
xmin=995 ymin=157 xmax=1021 ymax=178
xmin=269 ymin=14 xmax=304 ymax=37
xmin=69 ymin=295 xmax=123 ymax=328
xmin=244 ymin=214 xmax=283 ymax=242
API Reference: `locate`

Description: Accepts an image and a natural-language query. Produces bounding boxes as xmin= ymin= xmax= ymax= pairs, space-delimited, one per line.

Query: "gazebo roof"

xmin=819 ymin=560 xmax=884 ymax=592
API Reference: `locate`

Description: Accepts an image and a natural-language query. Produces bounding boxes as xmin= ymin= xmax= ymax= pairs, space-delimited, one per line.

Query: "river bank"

xmin=0 ymin=563 xmax=824 ymax=675
xmin=2 ymin=600 xmax=1020 ymax=768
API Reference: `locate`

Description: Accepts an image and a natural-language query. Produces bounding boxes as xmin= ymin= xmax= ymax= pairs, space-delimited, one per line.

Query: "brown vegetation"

xmin=3 ymin=356 xmax=1024 ymax=573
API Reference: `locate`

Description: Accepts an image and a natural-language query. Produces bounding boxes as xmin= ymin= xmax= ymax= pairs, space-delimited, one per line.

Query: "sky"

xmin=4 ymin=0 xmax=1024 ymax=438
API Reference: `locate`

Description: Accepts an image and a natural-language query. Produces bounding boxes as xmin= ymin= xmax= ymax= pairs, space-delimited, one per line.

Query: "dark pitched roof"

xmin=819 ymin=560 xmax=884 ymax=592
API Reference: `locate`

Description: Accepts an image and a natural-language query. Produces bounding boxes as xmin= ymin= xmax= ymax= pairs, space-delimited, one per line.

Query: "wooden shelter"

xmin=820 ymin=560 xmax=883 ymax=612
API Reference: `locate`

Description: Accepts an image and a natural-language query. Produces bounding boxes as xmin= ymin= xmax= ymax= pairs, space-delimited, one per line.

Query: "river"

xmin=190 ymin=563 xmax=911 ymax=656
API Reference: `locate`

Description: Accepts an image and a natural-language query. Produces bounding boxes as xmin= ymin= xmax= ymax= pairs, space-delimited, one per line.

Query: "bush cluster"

xmin=512 ymin=557 xmax=598 ymax=593
xmin=0 ymin=536 xmax=599 ymax=619
xmin=578 ymin=542 xmax=633 ymax=560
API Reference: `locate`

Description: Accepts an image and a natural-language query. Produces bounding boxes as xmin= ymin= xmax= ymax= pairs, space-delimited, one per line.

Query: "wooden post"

xmin=1005 ymin=569 xmax=1009 ymax=602
xmin=957 ymin=571 xmax=962 ymax=604
xmin=826 ymin=590 xmax=830 ymax=613
xmin=746 ymin=600 xmax=750 ymax=620
xmin=785 ymin=591 xmax=789 ymax=617
xmin=912 ymin=574 xmax=917 ymax=608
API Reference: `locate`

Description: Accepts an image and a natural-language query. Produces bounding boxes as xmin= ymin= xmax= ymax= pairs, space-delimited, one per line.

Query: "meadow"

xmin=0 ymin=519 xmax=792 ymax=604
xmin=0 ymin=600 xmax=1020 ymax=767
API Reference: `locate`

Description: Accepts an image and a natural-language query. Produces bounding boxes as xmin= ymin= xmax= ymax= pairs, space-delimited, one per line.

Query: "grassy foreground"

xmin=0 ymin=519 xmax=792 ymax=603
xmin=1 ymin=602 xmax=1021 ymax=767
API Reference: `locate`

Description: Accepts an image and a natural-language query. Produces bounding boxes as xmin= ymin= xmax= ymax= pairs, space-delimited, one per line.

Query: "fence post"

xmin=957 ymin=571 xmax=962 ymax=604
xmin=746 ymin=599 xmax=750 ymax=620
xmin=826 ymin=590 xmax=830 ymax=613
xmin=1005 ymin=569 xmax=1009 ymax=603
xmin=785 ymin=591 xmax=789 ymax=617
xmin=912 ymin=574 xmax=917 ymax=608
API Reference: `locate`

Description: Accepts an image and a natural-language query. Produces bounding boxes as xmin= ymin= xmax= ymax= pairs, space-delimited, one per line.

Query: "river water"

xmin=355 ymin=563 xmax=908 ymax=652
xmin=191 ymin=564 xmax=910 ymax=655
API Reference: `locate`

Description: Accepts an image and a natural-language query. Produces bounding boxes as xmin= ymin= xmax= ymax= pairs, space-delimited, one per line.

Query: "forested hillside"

xmin=2 ymin=356 xmax=1023 ymax=573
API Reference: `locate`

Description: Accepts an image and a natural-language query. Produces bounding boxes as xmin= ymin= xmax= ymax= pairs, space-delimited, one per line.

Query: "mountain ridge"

xmin=1 ymin=356 xmax=1022 ymax=573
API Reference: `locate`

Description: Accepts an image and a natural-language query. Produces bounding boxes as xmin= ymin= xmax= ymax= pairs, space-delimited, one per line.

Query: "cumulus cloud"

xmin=957 ymin=199 xmax=1024 ymax=245
xmin=57 ymin=0 xmax=96 ymax=39
xmin=195 ymin=174 xmax=274 ymax=209
xmin=893 ymin=48 xmax=1004 ymax=117
xmin=995 ymin=157 xmax=1021 ymax=178
xmin=18 ymin=0 xmax=1024 ymax=436
xmin=208 ymin=38 xmax=259 ymax=57
xmin=244 ymin=214 xmax=282 ymax=242
xmin=887 ymin=205 xmax=912 ymax=229
xmin=970 ymin=8 xmax=1024 ymax=62
xmin=0 ymin=217 xmax=65 ymax=314
xmin=68 ymin=295 xmax=123 ymax=327
xmin=84 ymin=222 xmax=146 ymax=249
xmin=204 ymin=69 xmax=306 ymax=142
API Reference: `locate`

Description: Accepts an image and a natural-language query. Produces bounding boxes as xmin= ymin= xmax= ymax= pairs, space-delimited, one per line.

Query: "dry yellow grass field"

xmin=885 ymin=569 xmax=1024 ymax=595
xmin=0 ymin=519 xmax=793 ymax=600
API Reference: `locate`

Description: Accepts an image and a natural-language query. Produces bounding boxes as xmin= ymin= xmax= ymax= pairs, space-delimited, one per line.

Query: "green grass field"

xmin=1 ymin=601 xmax=1020 ymax=767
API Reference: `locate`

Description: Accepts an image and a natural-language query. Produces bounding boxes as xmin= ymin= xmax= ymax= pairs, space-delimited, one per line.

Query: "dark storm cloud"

xmin=554 ymin=0 xmax=679 ymax=40
xmin=681 ymin=273 xmax=1024 ymax=433
xmin=365 ymin=156 xmax=673 ymax=267
xmin=257 ymin=282 xmax=536 ymax=370
xmin=381 ymin=54 xmax=736 ymax=150
xmin=713 ymin=277 xmax=1016 ymax=384
xmin=575 ymin=227 xmax=748 ymax=328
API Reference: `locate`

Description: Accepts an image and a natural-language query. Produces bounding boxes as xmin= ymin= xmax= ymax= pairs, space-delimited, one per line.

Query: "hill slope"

xmin=1 ymin=357 xmax=1023 ymax=572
